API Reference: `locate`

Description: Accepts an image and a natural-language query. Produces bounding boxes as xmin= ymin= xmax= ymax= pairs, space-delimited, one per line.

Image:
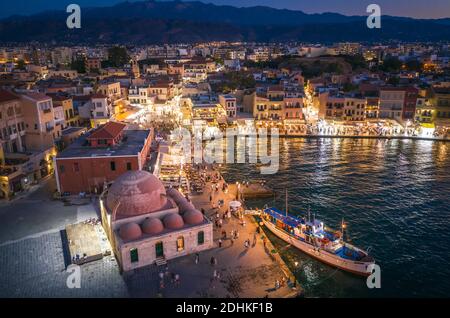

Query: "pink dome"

xmin=106 ymin=170 xmax=168 ymax=220
xmin=163 ymin=213 xmax=184 ymax=230
xmin=119 ymin=222 xmax=142 ymax=241
xmin=141 ymin=218 xmax=164 ymax=235
xmin=183 ymin=209 xmax=204 ymax=225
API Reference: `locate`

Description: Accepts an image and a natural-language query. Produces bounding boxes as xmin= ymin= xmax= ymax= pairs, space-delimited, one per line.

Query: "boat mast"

xmin=285 ymin=189 xmax=288 ymax=217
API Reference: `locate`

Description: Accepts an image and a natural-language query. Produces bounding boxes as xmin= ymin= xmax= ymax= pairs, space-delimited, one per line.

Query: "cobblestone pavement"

xmin=0 ymin=232 xmax=128 ymax=298
xmin=0 ymin=178 xmax=81 ymax=244
xmin=0 ymin=167 xmax=295 ymax=298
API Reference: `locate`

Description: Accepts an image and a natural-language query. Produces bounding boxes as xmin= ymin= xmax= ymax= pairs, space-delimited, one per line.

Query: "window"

xmin=110 ymin=161 xmax=116 ymax=171
xmin=59 ymin=165 xmax=65 ymax=173
xmin=126 ymin=162 xmax=132 ymax=171
xmin=73 ymin=162 xmax=79 ymax=172
xmin=155 ymin=242 xmax=164 ymax=257
xmin=130 ymin=248 xmax=139 ymax=263
xmin=198 ymin=231 xmax=205 ymax=245
xmin=176 ymin=236 xmax=185 ymax=252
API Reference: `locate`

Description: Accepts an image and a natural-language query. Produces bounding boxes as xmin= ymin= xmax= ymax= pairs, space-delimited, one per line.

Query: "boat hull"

xmin=263 ymin=218 xmax=373 ymax=277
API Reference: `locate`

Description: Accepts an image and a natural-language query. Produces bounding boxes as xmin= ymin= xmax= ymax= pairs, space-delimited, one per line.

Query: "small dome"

xmin=183 ymin=209 xmax=204 ymax=225
xmin=163 ymin=213 xmax=184 ymax=230
xmin=141 ymin=218 xmax=164 ymax=235
xmin=119 ymin=222 xmax=142 ymax=241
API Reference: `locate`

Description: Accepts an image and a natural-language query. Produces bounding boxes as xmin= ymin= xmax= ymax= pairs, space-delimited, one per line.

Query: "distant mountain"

xmin=0 ymin=0 xmax=449 ymax=44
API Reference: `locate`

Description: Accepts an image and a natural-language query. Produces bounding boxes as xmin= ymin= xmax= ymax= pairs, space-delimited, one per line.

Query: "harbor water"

xmin=220 ymin=137 xmax=450 ymax=297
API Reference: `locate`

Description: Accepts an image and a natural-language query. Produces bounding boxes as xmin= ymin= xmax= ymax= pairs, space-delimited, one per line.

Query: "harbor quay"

xmin=183 ymin=165 xmax=301 ymax=298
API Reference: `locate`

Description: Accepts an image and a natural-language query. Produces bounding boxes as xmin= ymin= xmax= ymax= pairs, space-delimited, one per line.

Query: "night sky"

xmin=0 ymin=0 xmax=449 ymax=19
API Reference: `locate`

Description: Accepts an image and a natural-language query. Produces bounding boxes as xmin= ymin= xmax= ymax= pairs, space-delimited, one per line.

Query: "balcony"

xmin=46 ymin=126 xmax=54 ymax=132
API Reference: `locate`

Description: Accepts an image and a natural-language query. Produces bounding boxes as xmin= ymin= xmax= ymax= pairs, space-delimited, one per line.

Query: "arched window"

xmin=176 ymin=236 xmax=185 ymax=252
xmin=198 ymin=231 xmax=205 ymax=245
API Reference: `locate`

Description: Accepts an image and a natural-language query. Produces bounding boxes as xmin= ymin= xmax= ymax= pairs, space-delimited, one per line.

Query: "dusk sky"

xmin=0 ymin=0 xmax=449 ymax=19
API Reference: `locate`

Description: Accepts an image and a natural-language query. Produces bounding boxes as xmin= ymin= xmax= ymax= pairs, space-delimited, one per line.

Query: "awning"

xmin=420 ymin=123 xmax=435 ymax=129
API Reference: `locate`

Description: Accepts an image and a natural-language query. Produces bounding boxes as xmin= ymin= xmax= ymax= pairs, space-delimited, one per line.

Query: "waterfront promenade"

xmin=281 ymin=132 xmax=449 ymax=142
xmin=184 ymin=166 xmax=300 ymax=298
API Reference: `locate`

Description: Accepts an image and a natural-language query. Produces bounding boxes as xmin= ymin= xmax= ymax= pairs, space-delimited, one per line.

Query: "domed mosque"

xmin=100 ymin=170 xmax=213 ymax=272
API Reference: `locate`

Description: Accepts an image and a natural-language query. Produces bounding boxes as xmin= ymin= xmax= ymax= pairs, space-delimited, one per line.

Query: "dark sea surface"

xmin=220 ymin=138 xmax=450 ymax=298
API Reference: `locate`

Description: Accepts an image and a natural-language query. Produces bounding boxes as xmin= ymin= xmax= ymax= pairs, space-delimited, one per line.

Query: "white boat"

xmin=262 ymin=207 xmax=375 ymax=276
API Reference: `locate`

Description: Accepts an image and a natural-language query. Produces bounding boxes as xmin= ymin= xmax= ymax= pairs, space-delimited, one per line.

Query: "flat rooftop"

xmin=62 ymin=126 xmax=87 ymax=136
xmin=57 ymin=129 xmax=151 ymax=159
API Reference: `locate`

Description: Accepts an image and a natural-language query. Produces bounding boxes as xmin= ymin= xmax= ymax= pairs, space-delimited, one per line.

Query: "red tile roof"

xmin=87 ymin=121 xmax=126 ymax=140
xmin=0 ymin=90 xmax=19 ymax=103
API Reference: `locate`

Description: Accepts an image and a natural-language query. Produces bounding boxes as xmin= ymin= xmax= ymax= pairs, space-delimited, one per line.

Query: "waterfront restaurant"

xmin=100 ymin=170 xmax=213 ymax=271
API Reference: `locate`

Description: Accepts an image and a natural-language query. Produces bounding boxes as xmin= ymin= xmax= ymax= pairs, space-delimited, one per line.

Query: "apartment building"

xmin=219 ymin=94 xmax=237 ymax=118
xmin=0 ymin=90 xmax=25 ymax=153
xmin=98 ymin=80 xmax=122 ymax=101
xmin=20 ymin=92 xmax=57 ymax=151
xmin=320 ymin=95 xmax=366 ymax=122
xmin=90 ymin=94 xmax=113 ymax=127
xmin=432 ymin=86 xmax=450 ymax=129
xmin=85 ymin=57 xmax=102 ymax=73
xmin=149 ymin=80 xmax=177 ymax=102
xmin=128 ymin=86 xmax=156 ymax=106
xmin=379 ymin=87 xmax=418 ymax=124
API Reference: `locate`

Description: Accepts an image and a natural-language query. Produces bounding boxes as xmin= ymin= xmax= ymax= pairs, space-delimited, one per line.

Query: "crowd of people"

xmin=284 ymin=122 xmax=449 ymax=139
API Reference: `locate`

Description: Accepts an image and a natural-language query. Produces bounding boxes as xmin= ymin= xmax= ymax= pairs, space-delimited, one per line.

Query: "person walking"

xmin=218 ymin=239 xmax=222 ymax=248
xmin=195 ymin=253 xmax=200 ymax=264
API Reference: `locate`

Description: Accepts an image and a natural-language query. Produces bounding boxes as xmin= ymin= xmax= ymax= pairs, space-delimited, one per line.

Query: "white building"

xmin=219 ymin=94 xmax=237 ymax=118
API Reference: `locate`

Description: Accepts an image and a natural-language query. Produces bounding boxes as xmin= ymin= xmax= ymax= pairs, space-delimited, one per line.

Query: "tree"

xmin=70 ymin=58 xmax=86 ymax=73
xmin=342 ymin=83 xmax=358 ymax=92
xmin=340 ymin=55 xmax=368 ymax=70
xmin=107 ymin=46 xmax=130 ymax=68
xmin=380 ymin=57 xmax=402 ymax=72
xmin=16 ymin=59 xmax=26 ymax=70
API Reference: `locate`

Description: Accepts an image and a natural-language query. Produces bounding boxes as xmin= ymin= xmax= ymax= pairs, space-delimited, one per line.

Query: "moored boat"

xmin=261 ymin=207 xmax=375 ymax=276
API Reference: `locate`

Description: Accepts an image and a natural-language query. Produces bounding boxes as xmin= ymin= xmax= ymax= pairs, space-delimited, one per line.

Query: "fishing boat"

xmin=261 ymin=206 xmax=375 ymax=276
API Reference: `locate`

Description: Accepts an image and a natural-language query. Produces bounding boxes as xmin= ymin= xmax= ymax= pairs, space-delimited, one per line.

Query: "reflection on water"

xmin=220 ymin=138 xmax=450 ymax=298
